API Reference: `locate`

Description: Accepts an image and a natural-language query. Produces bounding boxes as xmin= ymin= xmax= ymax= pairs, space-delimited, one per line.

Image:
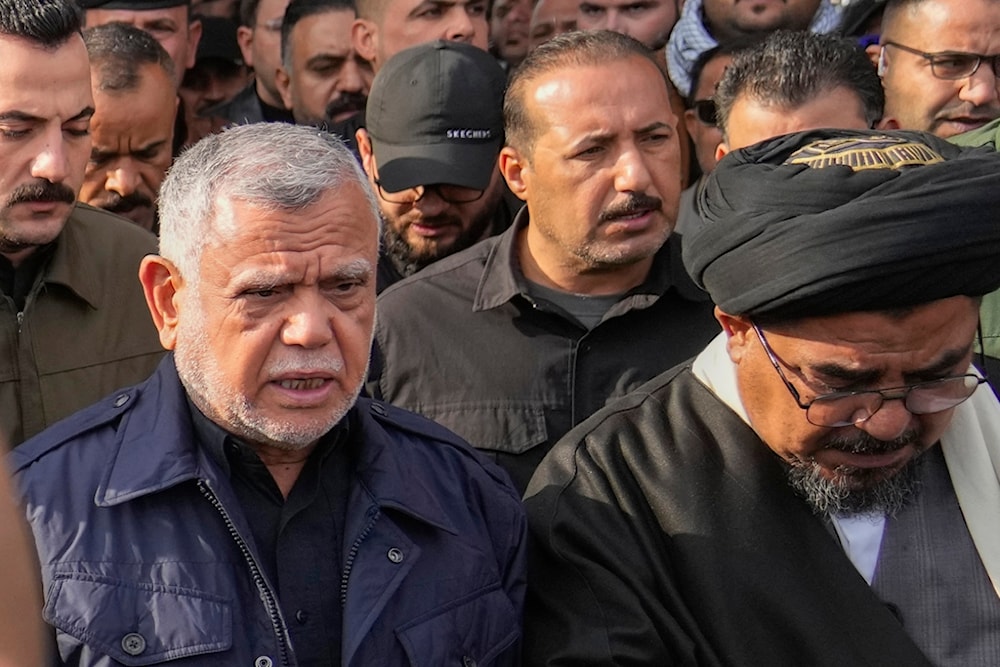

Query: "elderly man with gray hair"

xmin=13 ymin=123 xmax=526 ymax=666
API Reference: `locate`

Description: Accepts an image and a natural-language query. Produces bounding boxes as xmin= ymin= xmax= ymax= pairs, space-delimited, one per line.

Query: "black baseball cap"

xmin=79 ymin=0 xmax=190 ymax=9
xmin=195 ymin=16 xmax=242 ymax=65
xmin=366 ymin=40 xmax=506 ymax=192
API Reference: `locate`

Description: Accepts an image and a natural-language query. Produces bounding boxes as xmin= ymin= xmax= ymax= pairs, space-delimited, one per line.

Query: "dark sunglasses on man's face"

xmin=691 ymin=99 xmax=718 ymax=127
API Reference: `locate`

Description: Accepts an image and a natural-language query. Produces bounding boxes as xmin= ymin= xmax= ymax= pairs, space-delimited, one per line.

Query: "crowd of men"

xmin=2 ymin=0 xmax=1000 ymax=663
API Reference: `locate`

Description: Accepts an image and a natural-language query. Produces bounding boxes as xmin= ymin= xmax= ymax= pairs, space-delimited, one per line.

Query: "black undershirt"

xmin=192 ymin=400 xmax=352 ymax=666
xmin=0 ymin=245 xmax=54 ymax=312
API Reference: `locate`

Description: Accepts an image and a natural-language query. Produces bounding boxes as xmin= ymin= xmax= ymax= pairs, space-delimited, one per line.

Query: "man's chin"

xmin=787 ymin=456 xmax=923 ymax=517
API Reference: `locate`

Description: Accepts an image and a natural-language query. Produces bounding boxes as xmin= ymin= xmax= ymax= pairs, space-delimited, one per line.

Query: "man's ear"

xmin=715 ymin=141 xmax=729 ymax=163
xmin=498 ymin=146 xmax=529 ymax=202
xmin=138 ymin=255 xmax=184 ymax=351
xmin=275 ymin=66 xmax=293 ymax=111
xmin=715 ymin=307 xmax=753 ymax=364
xmin=352 ymin=18 xmax=378 ymax=65
xmin=356 ymin=127 xmax=375 ymax=178
xmin=236 ymin=25 xmax=255 ymax=67
xmin=185 ymin=18 xmax=203 ymax=71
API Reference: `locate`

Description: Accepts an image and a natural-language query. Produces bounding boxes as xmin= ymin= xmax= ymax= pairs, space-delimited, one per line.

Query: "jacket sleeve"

xmin=521 ymin=439 xmax=718 ymax=667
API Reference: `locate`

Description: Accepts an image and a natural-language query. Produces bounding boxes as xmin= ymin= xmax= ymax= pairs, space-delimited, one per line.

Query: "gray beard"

xmin=785 ymin=432 xmax=926 ymax=517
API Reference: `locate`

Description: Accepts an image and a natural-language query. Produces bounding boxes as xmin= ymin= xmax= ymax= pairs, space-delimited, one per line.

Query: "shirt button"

xmin=121 ymin=632 xmax=146 ymax=656
xmin=295 ymin=609 xmax=309 ymax=624
xmin=113 ymin=393 xmax=130 ymax=408
xmin=387 ymin=547 xmax=404 ymax=563
xmin=254 ymin=657 xmax=273 ymax=667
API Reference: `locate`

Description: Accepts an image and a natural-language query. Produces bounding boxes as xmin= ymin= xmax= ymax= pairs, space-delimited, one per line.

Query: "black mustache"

xmin=101 ymin=191 xmax=154 ymax=213
xmin=599 ymin=193 xmax=662 ymax=222
xmin=7 ymin=181 xmax=76 ymax=207
xmin=324 ymin=93 xmax=367 ymax=120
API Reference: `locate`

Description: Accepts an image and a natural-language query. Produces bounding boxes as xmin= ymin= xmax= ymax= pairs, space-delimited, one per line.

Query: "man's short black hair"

xmin=0 ymin=0 xmax=82 ymax=47
xmin=84 ymin=21 xmax=176 ymax=92
xmin=714 ymin=30 xmax=884 ymax=138
xmin=685 ymin=35 xmax=762 ymax=107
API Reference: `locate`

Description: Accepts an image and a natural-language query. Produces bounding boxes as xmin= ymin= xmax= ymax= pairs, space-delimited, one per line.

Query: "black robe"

xmin=523 ymin=364 xmax=934 ymax=666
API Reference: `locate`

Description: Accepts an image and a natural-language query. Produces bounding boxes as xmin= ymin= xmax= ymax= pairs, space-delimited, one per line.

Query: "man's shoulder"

xmin=526 ymin=364 xmax=730 ymax=490
xmin=207 ymin=83 xmax=263 ymax=125
xmin=378 ymin=235 xmax=500 ymax=305
xmin=11 ymin=383 xmax=147 ymax=476
xmin=66 ymin=204 xmax=158 ymax=256
xmin=356 ymin=396 xmax=521 ymax=502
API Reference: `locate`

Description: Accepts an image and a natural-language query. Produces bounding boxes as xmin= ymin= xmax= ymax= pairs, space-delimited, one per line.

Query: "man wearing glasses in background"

xmin=870 ymin=0 xmax=1000 ymax=138
xmin=522 ymin=128 xmax=1000 ymax=665
xmin=356 ymin=40 xmax=514 ymax=292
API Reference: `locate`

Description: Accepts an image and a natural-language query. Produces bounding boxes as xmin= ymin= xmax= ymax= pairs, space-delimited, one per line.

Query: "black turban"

xmin=683 ymin=128 xmax=1000 ymax=321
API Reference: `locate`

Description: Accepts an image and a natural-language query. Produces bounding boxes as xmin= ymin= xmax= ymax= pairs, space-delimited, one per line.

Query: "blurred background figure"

xmin=667 ymin=0 xmax=841 ymax=97
xmin=81 ymin=22 xmax=177 ymax=232
xmin=213 ymin=0 xmax=294 ymax=124
xmin=192 ymin=0 xmax=239 ymax=17
xmin=491 ymin=0 xmax=532 ymax=69
xmin=81 ymin=0 xmax=203 ymax=87
xmin=577 ymin=0 xmax=679 ymax=50
xmin=528 ymin=0 xmax=576 ymax=50
xmin=276 ymin=0 xmax=373 ymax=127
xmin=180 ymin=16 xmax=251 ymax=143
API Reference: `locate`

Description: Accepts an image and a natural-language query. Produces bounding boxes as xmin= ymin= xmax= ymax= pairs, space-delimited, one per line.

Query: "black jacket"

xmin=369 ymin=210 xmax=718 ymax=492
xmin=523 ymin=365 xmax=936 ymax=666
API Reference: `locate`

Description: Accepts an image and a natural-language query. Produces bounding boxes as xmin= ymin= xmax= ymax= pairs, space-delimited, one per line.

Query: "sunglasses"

xmin=691 ymin=99 xmax=718 ymax=127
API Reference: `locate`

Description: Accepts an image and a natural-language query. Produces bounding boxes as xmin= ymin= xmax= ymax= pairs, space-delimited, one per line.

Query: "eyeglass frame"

xmin=373 ymin=178 xmax=486 ymax=205
xmin=690 ymin=99 xmax=718 ymax=127
xmin=880 ymin=40 xmax=1000 ymax=80
xmin=750 ymin=320 xmax=988 ymax=427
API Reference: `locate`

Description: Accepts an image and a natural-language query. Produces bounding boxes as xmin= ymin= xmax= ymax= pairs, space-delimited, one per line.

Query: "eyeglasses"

xmin=751 ymin=321 xmax=986 ymax=428
xmin=691 ymin=99 xmax=718 ymax=126
xmin=881 ymin=41 xmax=1000 ymax=80
xmin=374 ymin=179 xmax=485 ymax=205
xmin=259 ymin=17 xmax=283 ymax=32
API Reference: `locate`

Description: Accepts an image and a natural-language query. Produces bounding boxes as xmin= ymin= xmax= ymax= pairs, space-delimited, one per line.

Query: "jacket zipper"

xmin=340 ymin=506 xmax=380 ymax=606
xmin=197 ymin=480 xmax=294 ymax=666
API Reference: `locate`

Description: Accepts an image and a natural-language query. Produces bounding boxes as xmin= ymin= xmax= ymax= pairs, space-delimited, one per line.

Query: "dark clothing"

xmin=0 ymin=204 xmax=164 ymax=449
xmin=327 ymin=113 xmax=365 ymax=162
xmin=375 ymin=193 xmax=519 ymax=294
xmin=208 ymin=82 xmax=293 ymax=126
xmin=368 ymin=208 xmax=718 ymax=492
xmin=523 ymin=365 xmax=936 ymax=666
xmin=192 ymin=405 xmax=351 ymax=666
xmin=13 ymin=355 xmax=527 ymax=666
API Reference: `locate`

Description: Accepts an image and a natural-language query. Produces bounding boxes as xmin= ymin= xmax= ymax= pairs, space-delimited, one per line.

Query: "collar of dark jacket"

xmin=473 ymin=206 xmax=708 ymax=312
xmin=36 ymin=205 xmax=103 ymax=309
xmin=95 ymin=355 xmax=458 ymax=535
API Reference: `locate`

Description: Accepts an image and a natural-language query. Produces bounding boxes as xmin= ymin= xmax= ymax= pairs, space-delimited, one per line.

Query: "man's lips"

xmin=269 ymin=373 xmax=337 ymax=406
xmin=814 ymin=444 xmax=915 ymax=471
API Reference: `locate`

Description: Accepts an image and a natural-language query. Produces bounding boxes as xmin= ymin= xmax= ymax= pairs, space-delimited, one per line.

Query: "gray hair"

xmin=158 ymin=122 xmax=380 ymax=284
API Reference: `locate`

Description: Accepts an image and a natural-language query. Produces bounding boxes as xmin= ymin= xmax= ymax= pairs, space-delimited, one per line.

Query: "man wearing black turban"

xmin=522 ymin=129 xmax=1000 ymax=666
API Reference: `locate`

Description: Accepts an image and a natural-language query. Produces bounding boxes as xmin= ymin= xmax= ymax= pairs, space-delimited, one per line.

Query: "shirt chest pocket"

xmin=45 ymin=574 xmax=232 ymax=665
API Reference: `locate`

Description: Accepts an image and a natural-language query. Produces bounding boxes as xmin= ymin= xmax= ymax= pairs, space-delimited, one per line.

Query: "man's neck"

xmin=254 ymin=441 xmax=319 ymax=499
xmin=517 ymin=222 xmax=655 ymax=295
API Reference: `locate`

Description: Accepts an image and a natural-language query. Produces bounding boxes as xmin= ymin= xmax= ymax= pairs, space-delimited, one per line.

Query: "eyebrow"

xmin=808 ymin=343 xmax=974 ymax=387
xmin=91 ymin=139 xmax=168 ymax=161
xmin=0 ymin=107 xmax=95 ymax=124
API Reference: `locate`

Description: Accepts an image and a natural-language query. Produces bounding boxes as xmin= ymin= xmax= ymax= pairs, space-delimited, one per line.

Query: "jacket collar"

xmin=96 ymin=355 xmax=458 ymax=533
xmin=38 ymin=205 xmax=103 ymax=309
xmin=473 ymin=206 xmax=707 ymax=312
